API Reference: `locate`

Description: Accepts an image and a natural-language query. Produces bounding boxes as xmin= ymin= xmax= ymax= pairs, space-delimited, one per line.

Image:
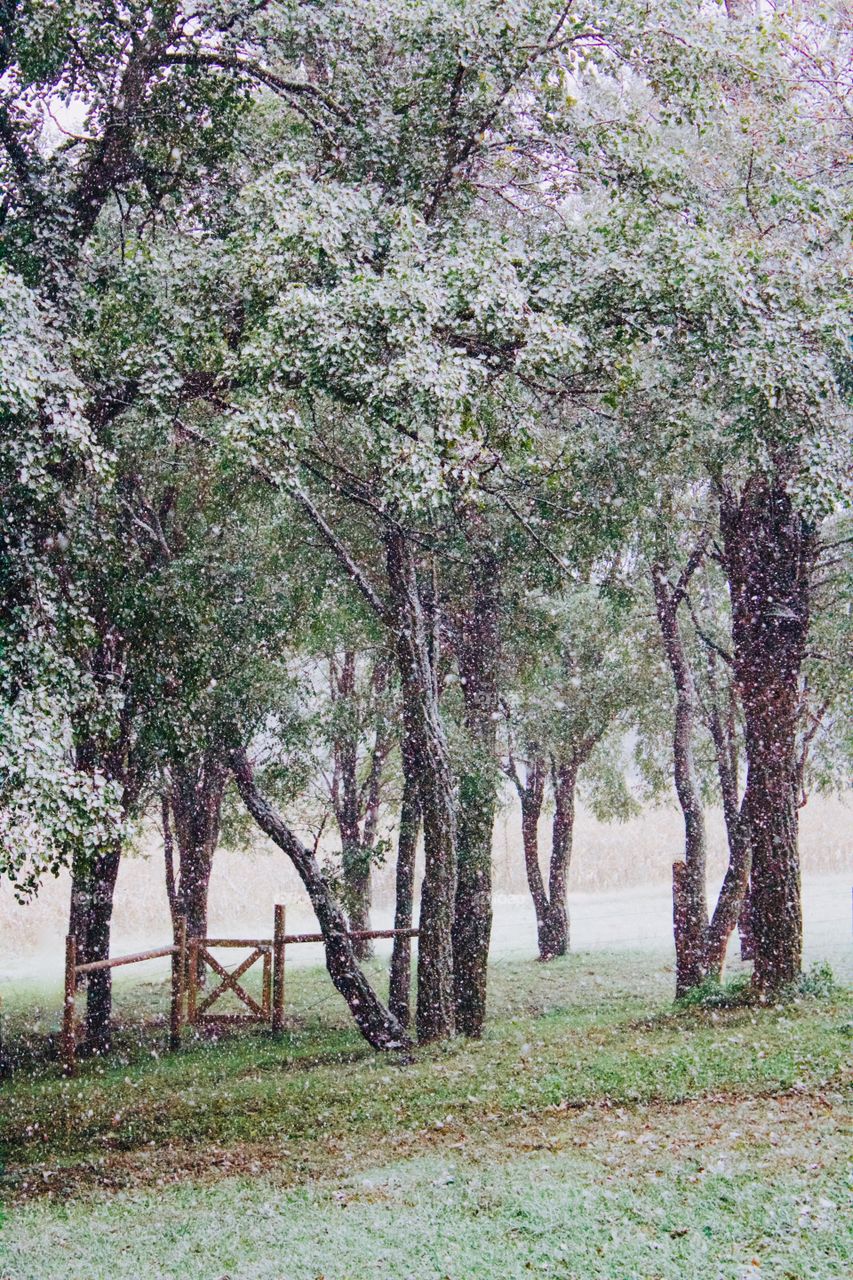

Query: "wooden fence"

xmin=62 ymin=906 xmax=418 ymax=1076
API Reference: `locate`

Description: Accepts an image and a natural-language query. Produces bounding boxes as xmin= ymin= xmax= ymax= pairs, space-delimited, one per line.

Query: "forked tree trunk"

xmin=293 ymin=493 xmax=455 ymax=1041
xmin=389 ymin=764 xmax=421 ymax=1027
xmin=539 ymin=759 xmax=579 ymax=959
xmin=720 ymin=477 xmax=816 ymax=994
xmin=452 ymin=540 xmax=500 ymax=1038
xmin=652 ymin=562 xmax=709 ymax=995
xmin=385 ymin=525 xmax=457 ymax=1042
xmin=231 ymin=749 xmax=410 ymax=1052
xmin=511 ymin=749 xmax=586 ymax=963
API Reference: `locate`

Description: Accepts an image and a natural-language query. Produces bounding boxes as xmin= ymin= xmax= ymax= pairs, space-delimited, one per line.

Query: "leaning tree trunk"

xmin=652 ymin=563 xmax=709 ymax=996
xmin=389 ymin=762 xmax=421 ymax=1027
xmin=69 ymin=839 xmax=122 ymax=1055
xmin=385 ymin=524 xmax=457 ymax=1043
xmin=452 ymin=540 xmax=500 ymax=1038
xmin=721 ymin=476 xmax=816 ymax=994
xmin=231 ymin=750 xmax=410 ymax=1052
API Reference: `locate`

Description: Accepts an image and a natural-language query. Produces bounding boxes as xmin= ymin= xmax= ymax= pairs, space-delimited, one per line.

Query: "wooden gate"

xmin=58 ymin=905 xmax=416 ymax=1076
xmin=187 ymin=938 xmax=272 ymax=1025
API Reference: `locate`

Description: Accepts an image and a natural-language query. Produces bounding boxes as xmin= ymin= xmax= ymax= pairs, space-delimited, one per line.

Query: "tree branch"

xmin=160 ymin=52 xmax=355 ymax=125
xmin=290 ymin=485 xmax=391 ymax=625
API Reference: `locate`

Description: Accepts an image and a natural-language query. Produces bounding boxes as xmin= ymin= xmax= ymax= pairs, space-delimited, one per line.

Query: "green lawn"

xmin=1 ymin=952 xmax=851 ymax=1279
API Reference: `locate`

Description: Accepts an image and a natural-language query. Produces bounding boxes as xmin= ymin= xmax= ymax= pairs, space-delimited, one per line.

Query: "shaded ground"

xmin=0 ymin=952 xmax=851 ymax=1277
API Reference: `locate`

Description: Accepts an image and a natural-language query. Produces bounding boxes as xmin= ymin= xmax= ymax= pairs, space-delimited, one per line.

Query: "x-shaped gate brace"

xmin=188 ymin=941 xmax=271 ymax=1024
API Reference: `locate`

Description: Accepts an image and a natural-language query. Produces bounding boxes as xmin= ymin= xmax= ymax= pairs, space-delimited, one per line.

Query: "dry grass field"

xmin=1 ymin=792 xmax=849 ymax=980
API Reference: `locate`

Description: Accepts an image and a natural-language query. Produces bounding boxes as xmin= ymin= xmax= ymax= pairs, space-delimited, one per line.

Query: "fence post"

xmin=170 ymin=915 xmax=187 ymax=1051
xmin=187 ymin=938 xmax=199 ymax=1025
xmin=62 ymin=934 xmax=77 ymax=1077
xmin=272 ymin=904 xmax=286 ymax=1034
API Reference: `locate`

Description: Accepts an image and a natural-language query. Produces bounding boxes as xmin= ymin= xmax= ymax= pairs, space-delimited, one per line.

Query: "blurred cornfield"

xmin=2 ymin=791 xmax=849 ymax=961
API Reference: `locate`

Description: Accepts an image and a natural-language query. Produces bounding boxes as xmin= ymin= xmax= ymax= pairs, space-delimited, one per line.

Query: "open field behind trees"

xmin=1 ymin=793 xmax=849 ymax=979
xmin=1 ymin=953 xmax=851 ymax=1280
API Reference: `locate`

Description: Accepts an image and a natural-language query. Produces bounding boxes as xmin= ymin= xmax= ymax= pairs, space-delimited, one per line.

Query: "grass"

xmin=0 ymin=950 xmax=851 ymax=1278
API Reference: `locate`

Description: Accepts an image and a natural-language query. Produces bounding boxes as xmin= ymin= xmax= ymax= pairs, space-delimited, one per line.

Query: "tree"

xmin=446 ymin=504 xmax=501 ymax=1035
xmin=525 ymin=1 xmax=853 ymax=992
xmin=503 ymin=581 xmax=643 ymax=960
xmin=222 ymin=0 xmax=605 ymax=1039
xmin=319 ymin=648 xmax=394 ymax=958
xmin=388 ymin=732 xmax=422 ymax=1029
xmin=231 ymin=749 xmax=410 ymax=1053
xmin=0 ymin=0 xmax=262 ymax=908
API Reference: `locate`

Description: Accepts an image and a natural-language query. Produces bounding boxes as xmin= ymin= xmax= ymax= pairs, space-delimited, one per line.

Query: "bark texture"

xmin=164 ymin=753 xmax=226 ymax=960
xmin=389 ymin=761 xmax=421 ymax=1027
xmin=452 ymin=540 xmax=500 ymax=1037
xmin=231 ymin=749 xmax=410 ymax=1052
xmin=518 ymin=752 xmax=548 ymax=947
xmin=328 ymin=652 xmax=390 ymax=960
xmin=385 ymin=525 xmax=457 ymax=1042
xmin=69 ymin=839 xmax=122 ymax=1054
xmin=67 ymin=662 xmax=141 ymax=1055
xmin=652 ymin=562 xmax=709 ymax=994
xmin=702 ymin=654 xmax=751 ymax=978
xmin=540 ymin=759 xmax=579 ymax=959
xmin=508 ymin=747 xmax=586 ymax=962
xmin=720 ymin=477 xmax=816 ymax=993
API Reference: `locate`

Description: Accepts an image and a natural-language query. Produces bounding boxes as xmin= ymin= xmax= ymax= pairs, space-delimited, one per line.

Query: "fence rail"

xmin=61 ymin=907 xmax=419 ymax=1077
xmin=75 ymin=945 xmax=177 ymax=975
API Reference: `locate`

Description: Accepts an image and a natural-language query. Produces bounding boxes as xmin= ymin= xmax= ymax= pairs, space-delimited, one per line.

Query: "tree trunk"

xmin=452 ymin=541 xmax=500 ymax=1037
xmin=68 ymin=852 xmax=91 ymax=991
xmin=385 ymin=524 xmax=457 ymax=1042
xmin=701 ymin=643 xmax=751 ymax=978
xmin=231 ymin=749 xmax=410 ymax=1053
xmin=329 ymin=652 xmax=391 ymax=961
xmin=389 ymin=764 xmax=421 ymax=1027
xmin=342 ymin=842 xmax=372 ymax=958
xmin=331 ymin=652 xmax=373 ymax=960
xmin=514 ymin=753 xmax=550 ymax=957
xmin=167 ymin=754 xmax=226 ymax=981
xmin=652 ymin=563 xmax=709 ymax=995
xmin=540 ymin=760 xmax=578 ymax=959
xmin=69 ymin=839 xmax=122 ymax=1055
xmin=738 ymin=883 xmax=755 ymax=960
xmin=720 ymin=476 xmax=816 ymax=994
xmin=66 ymin=666 xmax=135 ymax=1050
xmin=705 ymin=803 xmax=751 ymax=978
